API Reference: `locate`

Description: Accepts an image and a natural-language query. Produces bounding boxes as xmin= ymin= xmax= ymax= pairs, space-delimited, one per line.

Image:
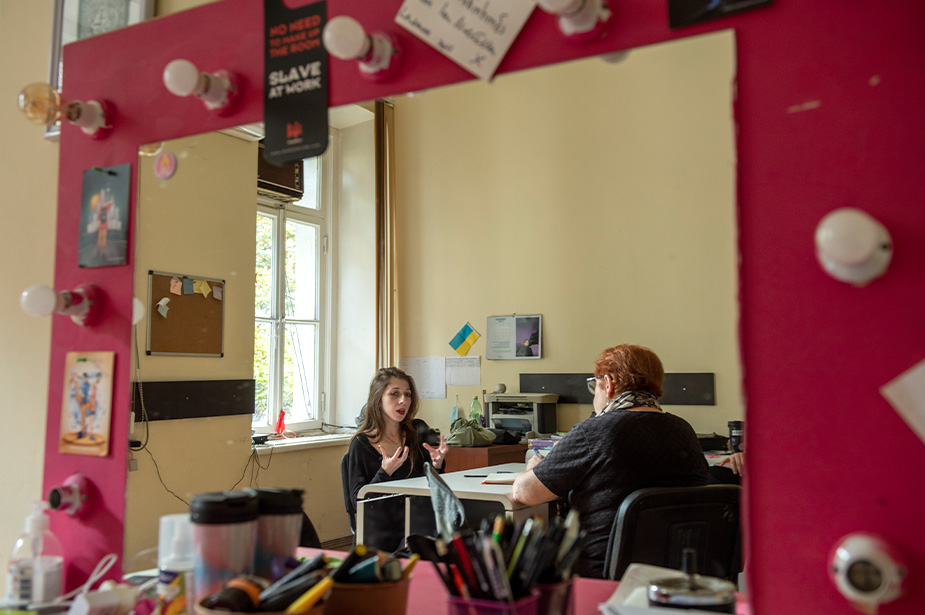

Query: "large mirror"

xmin=123 ymin=28 xmax=740 ymax=569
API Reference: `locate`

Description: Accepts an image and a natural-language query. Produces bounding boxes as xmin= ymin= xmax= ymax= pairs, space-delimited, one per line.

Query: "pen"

xmin=506 ymin=517 xmax=534 ymax=579
xmin=330 ymin=544 xmax=372 ymax=582
xmin=482 ymin=535 xmax=513 ymax=602
xmin=450 ymin=533 xmax=483 ymax=598
xmin=401 ymin=554 xmax=420 ymax=580
xmin=283 ymin=576 xmax=332 ymax=614
xmin=260 ymin=553 xmax=327 ymax=602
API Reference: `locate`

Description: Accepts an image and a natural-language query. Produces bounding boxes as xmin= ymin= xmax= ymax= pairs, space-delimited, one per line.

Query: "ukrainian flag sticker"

xmin=449 ymin=322 xmax=480 ymax=357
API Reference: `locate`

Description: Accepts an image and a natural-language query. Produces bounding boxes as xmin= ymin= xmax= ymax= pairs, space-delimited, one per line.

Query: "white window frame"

xmin=254 ymin=137 xmax=338 ymax=434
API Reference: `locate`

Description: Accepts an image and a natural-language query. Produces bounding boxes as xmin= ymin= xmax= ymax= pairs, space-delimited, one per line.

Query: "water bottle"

xmin=6 ymin=502 xmax=63 ymax=606
xmin=451 ymin=395 xmax=460 ymax=423
xmin=468 ymin=396 xmax=482 ymax=422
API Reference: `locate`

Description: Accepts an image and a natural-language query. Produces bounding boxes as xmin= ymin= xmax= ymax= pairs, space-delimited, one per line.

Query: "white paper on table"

xmin=880 ymin=357 xmax=925 ymax=447
xmin=394 ymin=0 xmax=536 ymax=82
xmin=600 ymin=564 xmax=688 ymax=610
xmin=398 ymin=356 xmax=446 ymax=399
xmin=446 ymin=356 xmax=480 ymax=386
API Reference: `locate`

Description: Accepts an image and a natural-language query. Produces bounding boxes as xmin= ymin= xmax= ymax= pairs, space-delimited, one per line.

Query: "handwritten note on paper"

xmin=446 ymin=356 xmax=480 ymax=386
xmin=395 ymin=0 xmax=537 ymax=81
xmin=399 ymin=356 xmax=447 ymax=399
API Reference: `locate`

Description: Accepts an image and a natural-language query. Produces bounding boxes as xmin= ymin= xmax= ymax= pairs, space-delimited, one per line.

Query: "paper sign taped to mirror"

xmin=395 ymin=0 xmax=536 ymax=81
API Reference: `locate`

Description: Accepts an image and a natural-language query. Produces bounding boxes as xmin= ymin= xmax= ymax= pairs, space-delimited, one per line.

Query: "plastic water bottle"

xmin=6 ymin=502 xmax=63 ymax=606
xmin=468 ymin=396 xmax=482 ymax=422
xmin=451 ymin=395 xmax=460 ymax=423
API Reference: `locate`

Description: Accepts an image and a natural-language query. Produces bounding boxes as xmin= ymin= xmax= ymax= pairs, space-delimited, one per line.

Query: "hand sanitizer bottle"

xmin=6 ymin=502 xmax=63 ymax=606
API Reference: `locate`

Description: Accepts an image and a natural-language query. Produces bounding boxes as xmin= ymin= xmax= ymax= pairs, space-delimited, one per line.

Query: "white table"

xmin=356 ymin=462 xmax=547 ymax=544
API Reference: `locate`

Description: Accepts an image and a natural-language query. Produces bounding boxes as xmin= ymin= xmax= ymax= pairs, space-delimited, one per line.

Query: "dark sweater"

xmin=345 ymin=420 xmax=438 ymax=551
xmin=533 ymin=409 xmax=708 ymax=578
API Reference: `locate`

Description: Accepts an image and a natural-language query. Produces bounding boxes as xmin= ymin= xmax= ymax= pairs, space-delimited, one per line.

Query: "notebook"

xmin=481 ymin=472 xmax=519 ymax=485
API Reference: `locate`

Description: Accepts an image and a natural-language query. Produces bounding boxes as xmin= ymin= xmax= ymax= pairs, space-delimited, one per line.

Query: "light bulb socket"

xmin=68 ymin=100 xmax=114 ymax=139
xmin=356 ymin=32 xmax=402 ymax=81
xmin=201 ymin=70 xmax=240 ymax=115
xmin=549 ymin=0 xmax=612 ymax=41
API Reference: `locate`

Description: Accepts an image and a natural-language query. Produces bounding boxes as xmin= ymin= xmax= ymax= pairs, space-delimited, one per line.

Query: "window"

xmin=254 ymin=155 xmax=329 ymax=433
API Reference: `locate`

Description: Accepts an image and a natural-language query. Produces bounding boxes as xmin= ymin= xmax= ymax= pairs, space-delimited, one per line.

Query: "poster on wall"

xmin=263 ymin=0 xmax=328 ymax=166
xmin=78 ymin=163 xmax=130 ymax=268
xmin=667 ymin=0 xmax=773 ymax=29
xmin=59 ymin=351 xmax=114 ymax=457
xmin=486 ymin=314 xmax=542 ymax=360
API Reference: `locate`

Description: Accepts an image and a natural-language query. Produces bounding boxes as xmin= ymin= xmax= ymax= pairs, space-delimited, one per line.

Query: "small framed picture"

xmin=59 ymin=351 xmax=115 ymax=457
xmin=79 ymin=163 xmax=131 ymax=267
xmin=46 ymin=0 xmax=154 ymax=140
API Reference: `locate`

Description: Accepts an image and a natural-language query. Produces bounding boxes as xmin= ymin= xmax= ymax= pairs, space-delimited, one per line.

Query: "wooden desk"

xmin=443 ymin=443 xmax=528 ymax=472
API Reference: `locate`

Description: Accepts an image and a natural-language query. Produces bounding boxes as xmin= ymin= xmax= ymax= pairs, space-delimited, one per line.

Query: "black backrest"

xmin=340 ymin=454 xmax=356 ymax=534
xmin=604 ymin=485 xmax=742 ymax=581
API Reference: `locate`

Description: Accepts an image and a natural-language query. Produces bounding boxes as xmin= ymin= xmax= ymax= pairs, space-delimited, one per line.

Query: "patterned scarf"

xmin=597 ymin=390 xmax=662 ymax=416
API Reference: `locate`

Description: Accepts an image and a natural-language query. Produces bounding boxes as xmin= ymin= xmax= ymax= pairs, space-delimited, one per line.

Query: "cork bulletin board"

xmin=146 ymin=270 xmax=224 ymax=356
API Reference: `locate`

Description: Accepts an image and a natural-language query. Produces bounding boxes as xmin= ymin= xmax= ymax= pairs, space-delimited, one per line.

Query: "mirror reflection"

xmin=125 ymin=29 xmax=740 ymax=570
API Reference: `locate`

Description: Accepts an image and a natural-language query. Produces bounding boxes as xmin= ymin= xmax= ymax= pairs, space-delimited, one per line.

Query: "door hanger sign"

xmin=263 ymin=0 xmax=329 ymax=166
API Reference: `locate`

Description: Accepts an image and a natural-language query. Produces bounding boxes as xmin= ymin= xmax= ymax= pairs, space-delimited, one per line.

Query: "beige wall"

xmin=125 ymin=132 xmax=353 ymax=566
xmin=0 ymin=1 xmax=58 ymax=596
xmin=393 ymin=31 xmax=741 ymax=436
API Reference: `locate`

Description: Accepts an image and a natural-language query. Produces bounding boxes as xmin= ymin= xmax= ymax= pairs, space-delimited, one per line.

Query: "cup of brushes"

xmin=196 ymin=545 xmax=418 ymax=615
xmin=407 ymin=512 xmax=585 ymax=615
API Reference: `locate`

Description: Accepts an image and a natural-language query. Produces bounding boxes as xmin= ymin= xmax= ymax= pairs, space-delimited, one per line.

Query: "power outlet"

xmin=128 ymin=458 xmax=138 ymax=472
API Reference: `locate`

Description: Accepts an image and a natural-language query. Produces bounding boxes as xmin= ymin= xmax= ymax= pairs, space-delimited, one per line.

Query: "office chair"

xmin=603 ymin=484 xmax=742 ymax=581
xmin=340 ymin=454 xmax=356 ymax=535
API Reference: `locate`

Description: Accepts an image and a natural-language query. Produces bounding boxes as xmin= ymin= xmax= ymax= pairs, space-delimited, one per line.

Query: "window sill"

xmin=253 ymin=432 xmax=352 ymax=455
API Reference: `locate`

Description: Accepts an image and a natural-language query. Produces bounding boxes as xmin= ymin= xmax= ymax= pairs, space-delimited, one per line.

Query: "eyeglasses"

xmin=586 ymin=375 xmax=601 ymax=395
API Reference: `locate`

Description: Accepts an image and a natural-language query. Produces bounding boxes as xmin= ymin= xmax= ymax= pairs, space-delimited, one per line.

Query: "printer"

xmin=485 ymin=393 xmax=559 ymax=439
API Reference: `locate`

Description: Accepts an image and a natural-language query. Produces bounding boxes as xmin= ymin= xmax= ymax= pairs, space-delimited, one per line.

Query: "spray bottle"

xmin=6 ymin=501 xmax=64 ymax=606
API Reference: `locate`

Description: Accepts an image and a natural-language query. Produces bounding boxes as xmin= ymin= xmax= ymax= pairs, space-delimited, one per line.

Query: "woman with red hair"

xmin=512 ymin=344 xmax=708 ymax=578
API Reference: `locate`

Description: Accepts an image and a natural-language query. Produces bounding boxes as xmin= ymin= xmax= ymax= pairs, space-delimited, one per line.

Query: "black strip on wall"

xmin=520 ymin=373 xmax=715 ymax=405
xmin=131 ymin=379 xmax=255 ymax=421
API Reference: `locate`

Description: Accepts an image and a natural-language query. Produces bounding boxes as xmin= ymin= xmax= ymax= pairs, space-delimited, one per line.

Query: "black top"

xmin=533 ymin=409 xmax=708 ymax=578
xmin=345 ymin=419 xmax=439 ymax=552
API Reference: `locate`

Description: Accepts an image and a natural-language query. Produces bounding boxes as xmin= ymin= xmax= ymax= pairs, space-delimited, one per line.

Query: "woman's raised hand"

xmin=422 ymin=433 xmax=449 ymax=469
xmin=378 ymin=444 xmax=409 ymax=475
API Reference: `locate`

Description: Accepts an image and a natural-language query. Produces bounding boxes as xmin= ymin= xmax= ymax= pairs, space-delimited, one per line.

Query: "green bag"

xmin=446 ymin=417 xmax=497 ymax=447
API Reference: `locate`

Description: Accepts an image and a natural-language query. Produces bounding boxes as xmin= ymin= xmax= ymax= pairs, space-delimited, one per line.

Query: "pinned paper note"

xmin=198 ymin=280 xmax=212 ymax=298
xmin=157 ymin=303 xmax=169 ymax=318
xmin=213 ymin=285 xmax=223 ymax=301
xmin=449 ymin=322 xmax=480 ymax=357
xmin=156 ymin=297 xmax=170 ymax=307
xmin=169 ymin=277 xmax=182 ymax=295
xmin=182 ymin=278 xmax=194 ymax=294
xmin=880 ymin=357 xmax=925 ymax=447
xmin=395 ymin=0 xmax=536 ymax=81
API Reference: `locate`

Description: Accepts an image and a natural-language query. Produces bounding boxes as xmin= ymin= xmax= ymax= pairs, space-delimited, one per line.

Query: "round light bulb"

xmin=815 ymin=208 xmax=892 ymax=285
xmin=18 ymin=82 xmax=63 ymax=126
xmin=163 ymin=59 xmax=203 ymax=97
xmin=21 ymin=285 xmax=59 ymax=317
xmin=323 ymin=16 xmax=371 ymax=60
xmin=816 ymin=208 xmax=879 ymax=265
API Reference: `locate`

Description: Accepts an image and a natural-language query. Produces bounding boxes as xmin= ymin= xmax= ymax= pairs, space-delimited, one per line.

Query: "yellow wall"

xmin=0 ymin=1 xmax=58 ymax=595
xmin=392 ymin=31 xmax=741 ymax=436
xmin=125 ymin=132 xmax=352 ymax=567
